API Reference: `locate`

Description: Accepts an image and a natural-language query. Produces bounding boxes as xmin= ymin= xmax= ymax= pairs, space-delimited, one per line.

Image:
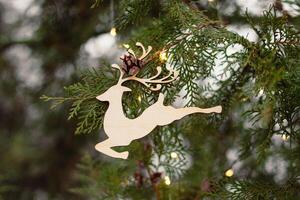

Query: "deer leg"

xmin=174 ymin=106 xmax=222 ymax=118
xmin=195 ymin=105 xmax=222 ymax=114
xmin=95 ymin=139 xmax=129 ymax=159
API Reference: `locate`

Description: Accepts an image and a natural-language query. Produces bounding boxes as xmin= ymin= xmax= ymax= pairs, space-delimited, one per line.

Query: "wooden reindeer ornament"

xmin=95 ymin=42 xmax=222 ymax=159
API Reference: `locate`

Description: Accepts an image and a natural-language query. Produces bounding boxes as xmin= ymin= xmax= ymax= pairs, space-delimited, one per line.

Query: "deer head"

xmin=96 ymin=85 xmax=131 ymax=102
xmin=96 ymin=43 xmax=179 ymax=102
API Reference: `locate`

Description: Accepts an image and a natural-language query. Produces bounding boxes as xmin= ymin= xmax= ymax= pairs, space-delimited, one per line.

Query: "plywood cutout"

xmin=95 ymin=42 xmax=222 ymax=159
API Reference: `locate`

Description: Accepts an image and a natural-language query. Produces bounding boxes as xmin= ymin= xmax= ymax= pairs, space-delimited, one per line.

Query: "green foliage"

xmin=41 ymin=66 xmax=117 ymax=134
xmin=70 ymin=154 xmax=133 ymax=199
xmin=209 ymin=178 xmax=300 ymax=200
xmin=151 ymin=125 xmax=189 ymax=179
xmin=116 ymin=0 xmax=158 ymax=30
xmin=236 ymin=8 xmax=300 ymax=161
xmin=91 ymin=0 xmax=103 ymax=8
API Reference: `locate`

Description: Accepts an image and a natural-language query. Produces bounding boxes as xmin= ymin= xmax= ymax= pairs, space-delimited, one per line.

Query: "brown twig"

xmin=145 ymin=165 xmax=161 ymax=200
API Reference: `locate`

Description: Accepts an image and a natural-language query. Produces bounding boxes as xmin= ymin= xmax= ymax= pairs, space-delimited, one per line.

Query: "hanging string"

xmin=110 ymin=0 xmax=117 ymax=36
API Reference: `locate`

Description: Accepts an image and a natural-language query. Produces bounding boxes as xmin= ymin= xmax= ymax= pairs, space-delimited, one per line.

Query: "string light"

xmin=242 ymin=97 xmax=248 ymax=102
xmin=109 ymin=0 xmax=116 ymax=37
xmin=138 ymin=96 xmax=142 ymax=102
xmin=123 ymin=44 xmax=130 ymax=49
xmin=159 ymin=51 xmax=168 ymax=63
xmin=281 ymin=134 xmax=290 ymax=141
xmin=225 ymin=169 xmax=234 ymax=177
xmin=208 ymin=0 xmax=215 ymax=2
xmin=170 ymin=152 xmax=178 ymax=159
xmin=110 ymin=27 xmax=117 ymax=36
xmin=164 ymin=176 xmax=171 ymax=185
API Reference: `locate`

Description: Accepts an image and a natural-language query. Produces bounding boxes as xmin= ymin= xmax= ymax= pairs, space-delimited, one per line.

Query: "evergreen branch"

xmin=91 ymin=0 xmax=103 ymax=8
xmin=41 ymin=65 xmax=118 ymax=134
xmin=207 ymin=178 xmax=300 ymax=199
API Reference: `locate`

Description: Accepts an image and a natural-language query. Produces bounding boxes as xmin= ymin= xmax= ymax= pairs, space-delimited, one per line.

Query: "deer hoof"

xmin=215 ymin=106 xmax=222 ymax=113
xmin=119 ymin=151 xmax=129 ymax=159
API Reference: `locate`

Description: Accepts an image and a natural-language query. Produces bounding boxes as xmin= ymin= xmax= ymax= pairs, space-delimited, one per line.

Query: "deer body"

xmin=95 ymin=85 xmax=221 ymax=159
xmin=94 ymin=42 xmax=222 ymax=159
xmin=102 ymin=92 xmax=199 ymax=144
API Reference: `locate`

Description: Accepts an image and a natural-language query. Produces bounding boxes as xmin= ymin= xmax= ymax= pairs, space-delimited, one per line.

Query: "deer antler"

xmin=122 ymin=67 xmax=179 ymax=91
xmin=112 ymin=42 xmax=177 ymax=89
xmin=136 ymin=42 xmax=152 ymax=60
xmin=125 ymin=42 xmax=152 ymax=60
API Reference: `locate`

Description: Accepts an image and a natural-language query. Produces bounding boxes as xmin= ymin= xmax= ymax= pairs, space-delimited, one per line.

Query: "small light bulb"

xmin=138 ymin=96 xmax=142 ymax=102
xmin=225 ymin=169 xmax=234 ymax=177
xmin=258 ymin=89 xmax=264 ymax=96
xmin=164 ymin=176 xmax=171 ymax=185
xmin=281 ymin=134 xmax=289 ymax=141
xmin=123 ymin=44 xmax=130 ymax=49
xmin=242 ymin=97 xmax=248 ymax=102
xmin=110 ymin=27 xmax=117 ymax=36
xmin=159 ymin=51 xmax=168 ymax=62
xmin=170 ymin=152 xmax=178 ymax=159
xmin=208 ymin=0 xmax=214 ymax=2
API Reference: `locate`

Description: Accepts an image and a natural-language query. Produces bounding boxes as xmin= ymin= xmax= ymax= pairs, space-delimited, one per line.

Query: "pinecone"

xmin=134 ymin=171 xmax=144 ymax=187
xmin=150 ymin=172 xmax=162 ymax=184
xmin=120 ymin=54 xmax=144 ymax=75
